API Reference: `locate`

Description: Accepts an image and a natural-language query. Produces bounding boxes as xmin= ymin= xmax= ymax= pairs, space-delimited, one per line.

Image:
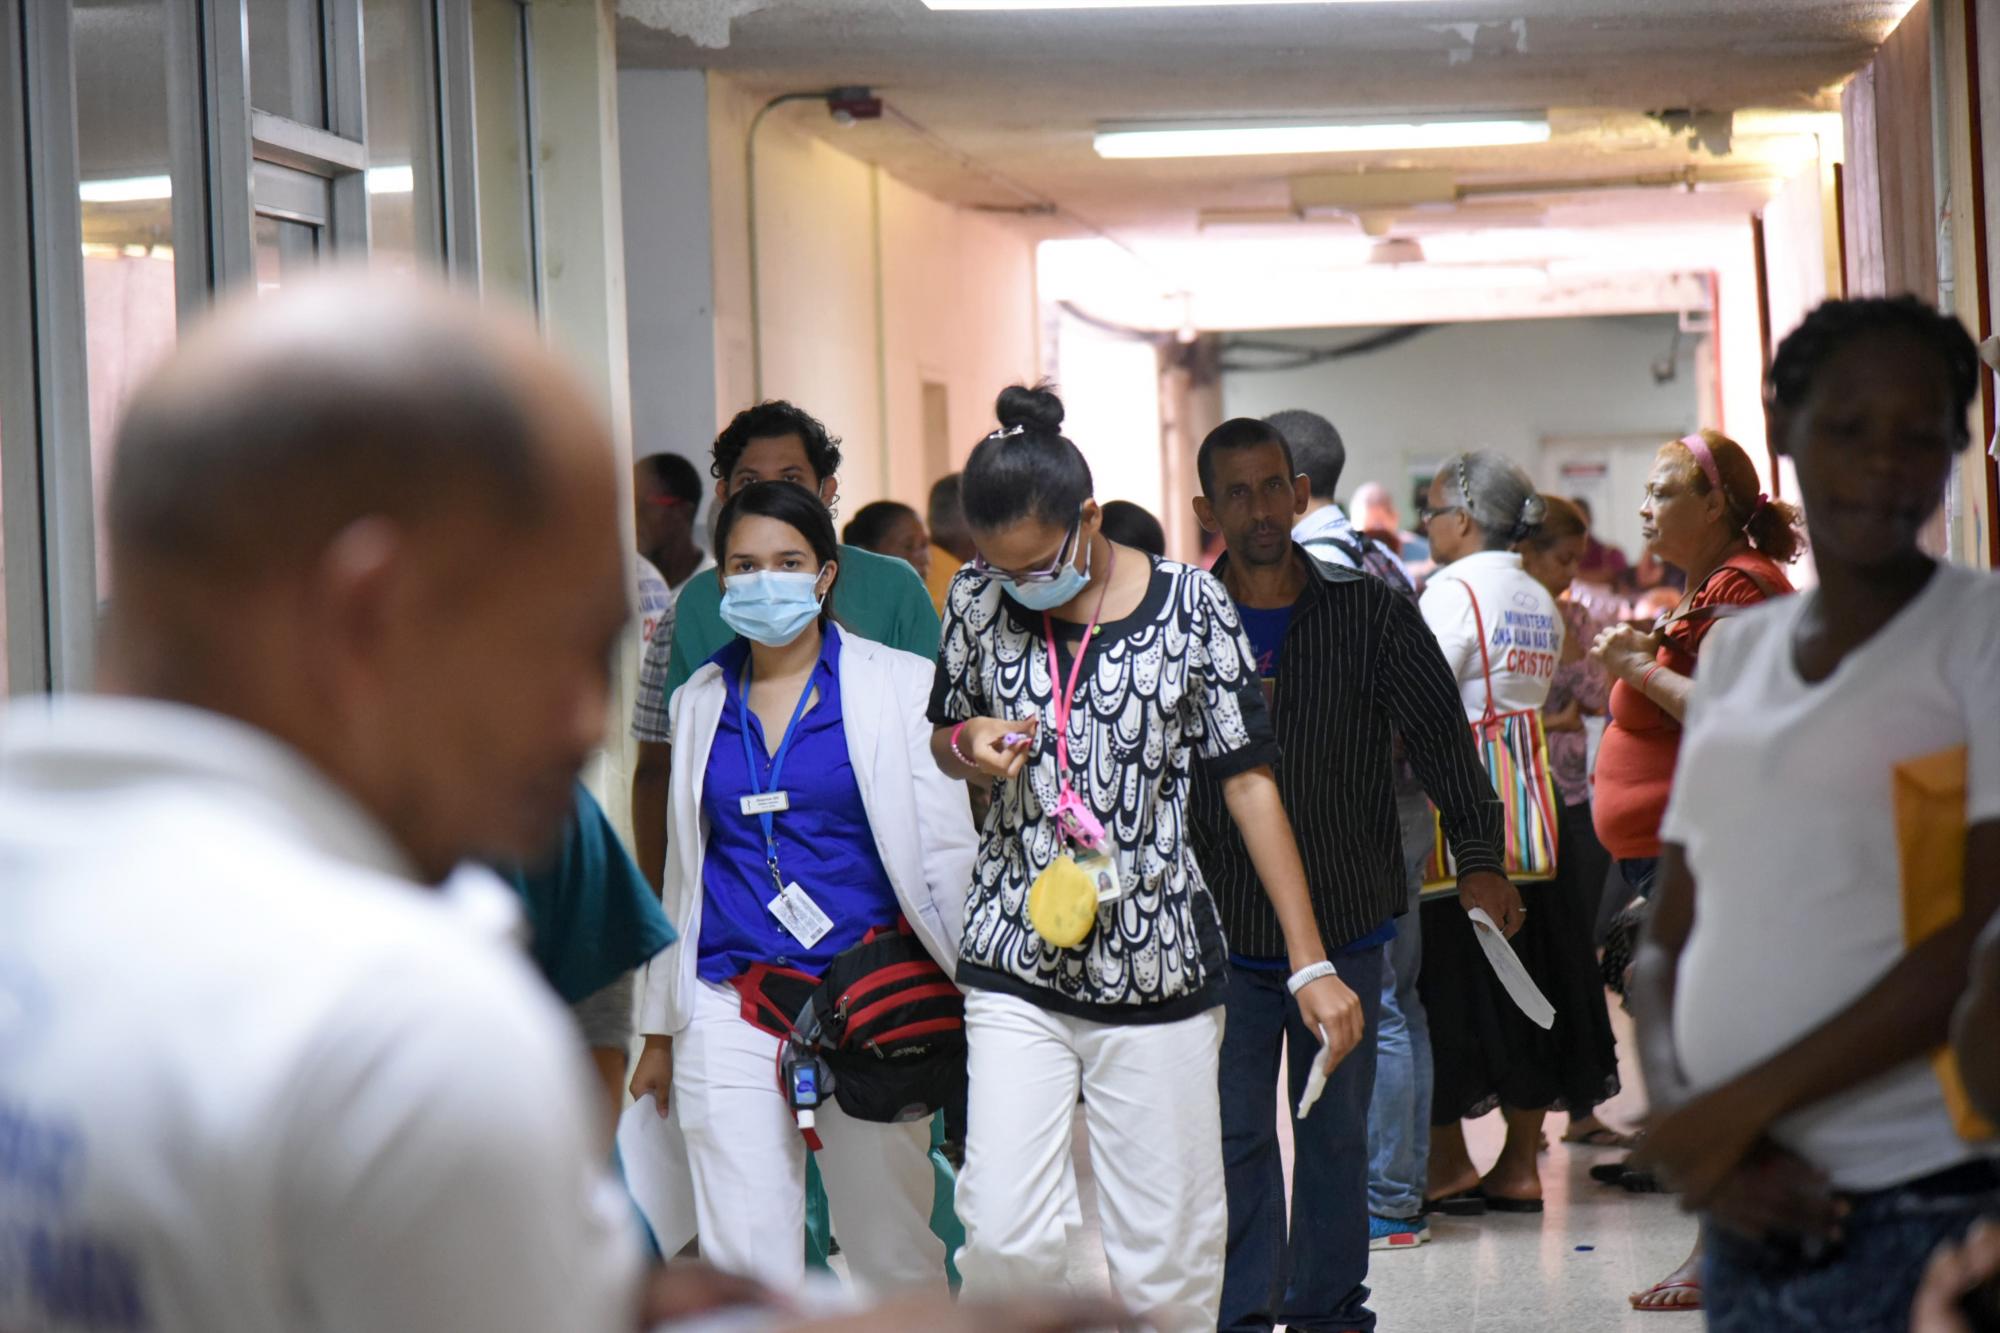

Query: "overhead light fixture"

xmin=366 ymin=164 xmax=415 ymax=195
xmin=83 ymin=167 xmax=416 ymax=202
xmin=79 ymin=175 xmax=172 ymax=203
xmin=1095 ymin=115 xmax=1549 ymax=159
xmin=927 ymin=1 xmax=1427 ymax=7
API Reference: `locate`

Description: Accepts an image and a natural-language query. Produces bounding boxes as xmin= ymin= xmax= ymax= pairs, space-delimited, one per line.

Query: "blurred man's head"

xmin=634 ymin=452 xmax=703 ymax=567
xmin=1263 ymin=409 xmax=1345 ymax=505
xmin=102 ymin=274 xmax=627 ymax=880
xmin=928 ymin=473 xmax=974 ymax=562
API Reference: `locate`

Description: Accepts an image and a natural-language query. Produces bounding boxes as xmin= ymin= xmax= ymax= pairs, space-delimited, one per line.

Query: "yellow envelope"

xmin=1895 ymin=745 xmax=1997 ymax=1141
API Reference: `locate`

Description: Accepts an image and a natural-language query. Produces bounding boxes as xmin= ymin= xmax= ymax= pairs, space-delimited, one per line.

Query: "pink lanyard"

xmin=1041 ymin=541 xmax=1118 ymax=796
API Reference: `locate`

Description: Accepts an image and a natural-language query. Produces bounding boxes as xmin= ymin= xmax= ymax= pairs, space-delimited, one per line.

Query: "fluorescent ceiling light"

xmin=367 ymin=164 xmax=414 ymax=195
xmin=79 ymin=175 xmax=171 ymax=203
xmin=82 ymin=167 xmax=413 ymax=202
xmin=1096 ymin=116 xmax=1549 ymax=159
xmin=927 ymin=1 xmax=1425 ymax=7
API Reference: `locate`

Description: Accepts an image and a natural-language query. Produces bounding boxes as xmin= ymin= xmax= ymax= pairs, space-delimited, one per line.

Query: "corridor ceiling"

xmin=617 ymin=0 xmax=1908 ymax=239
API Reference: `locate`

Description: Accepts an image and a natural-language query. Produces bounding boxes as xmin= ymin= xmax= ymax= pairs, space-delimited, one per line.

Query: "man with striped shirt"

xmin=1188 ymin=418 xmax=1519 ymax=1333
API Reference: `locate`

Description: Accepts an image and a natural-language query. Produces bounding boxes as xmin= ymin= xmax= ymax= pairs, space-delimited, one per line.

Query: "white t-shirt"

xmin=1419 ymin=550 xmax=1563 ymax=719
xmin=636 ymin=557 xmax=673 ymax=648
xmin=0 ymin=699 xmax=641 ymax=1333
xmin=1663 ymin=562 xmax=2000 ymax=1190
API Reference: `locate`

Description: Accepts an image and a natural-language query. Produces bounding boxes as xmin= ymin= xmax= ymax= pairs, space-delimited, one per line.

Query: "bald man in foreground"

xmin=0 ymin=277 xmax=647 ymax=1333
xmin=0 ymin=277 xmax=1122 ymax=1333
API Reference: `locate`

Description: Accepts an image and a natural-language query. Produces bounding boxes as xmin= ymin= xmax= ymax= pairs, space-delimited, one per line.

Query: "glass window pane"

xmin=255 ymin=214 xmax=324 ymax=293
xmin=249 ymin=0 xmax=328 ymax=126
xmin=77 ymin=0 xmax=180 ymax=600
xmin=364 ymin=0 xmax=440 ymax=271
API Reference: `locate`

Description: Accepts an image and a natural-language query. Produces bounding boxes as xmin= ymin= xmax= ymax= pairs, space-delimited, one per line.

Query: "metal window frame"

xmin=1 ymin=0 xmax=468 ymax=697
xmin=1 ymin=0 xmax=96 ymax=694
xmin=436 ymin=0 xmax=478 ymax=276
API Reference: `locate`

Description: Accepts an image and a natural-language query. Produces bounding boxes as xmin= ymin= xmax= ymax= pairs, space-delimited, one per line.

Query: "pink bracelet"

xmin=950 ymin=721 xmax=973 ymax=765
xmin=1640 ymin=663 xmax=1663 ymax=696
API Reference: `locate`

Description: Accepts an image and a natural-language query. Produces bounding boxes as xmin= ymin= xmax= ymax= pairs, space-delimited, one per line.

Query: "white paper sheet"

xmin=616 ymin=1095 xmax=698 ymax=1256
xmin=1296 ymin=1042 xmax=1332 ymax=1120
xmin=1469 ymin=907 xmax=1556 ymax=1029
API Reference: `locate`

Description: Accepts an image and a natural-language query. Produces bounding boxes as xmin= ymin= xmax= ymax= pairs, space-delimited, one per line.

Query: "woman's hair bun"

xmin=995 ymin=383 xmax=1065 ymax=435
xmin=1517 ymin=493 xmax=1548 ymax=529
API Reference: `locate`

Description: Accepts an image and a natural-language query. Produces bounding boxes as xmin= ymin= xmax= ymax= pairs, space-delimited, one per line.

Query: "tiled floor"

xmin=1061 ymin=1007 xmax=1703 ymax=1329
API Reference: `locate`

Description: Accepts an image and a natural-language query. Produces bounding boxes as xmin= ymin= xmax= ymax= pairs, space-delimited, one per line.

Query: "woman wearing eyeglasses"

xmin=928 ymin=386 xmax=1360 ymax=1332
xmin=1411 ymin=451 xmax=1567 ymax=1217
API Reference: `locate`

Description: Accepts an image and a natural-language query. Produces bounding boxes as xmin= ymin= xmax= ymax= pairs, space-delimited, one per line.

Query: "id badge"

xmin=767 ymin=881 xmax=834 ymax=948
xmin=1076 ymin=850 xmax=1123 ymax=904
xmin=740 ymin=791 xmax=790 ymax=816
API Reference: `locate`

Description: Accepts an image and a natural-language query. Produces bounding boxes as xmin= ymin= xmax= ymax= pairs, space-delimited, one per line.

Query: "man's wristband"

xmin=1288 ymin=960 xmax=1339 ymax=995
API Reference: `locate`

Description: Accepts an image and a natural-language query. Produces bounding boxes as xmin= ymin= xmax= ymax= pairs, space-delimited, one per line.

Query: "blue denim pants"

xmin=1704 ymin=1159 xmax=2000 ymax=1333
xmin=1218 ymin=947 xmax=1387 ymax=1333
xmin=1366 ymin=797 xmax=1436 ymax=1221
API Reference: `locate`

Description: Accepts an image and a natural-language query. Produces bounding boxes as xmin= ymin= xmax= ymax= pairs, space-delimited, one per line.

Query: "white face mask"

xmin=719 ymin=570 xmax=825 ymax=646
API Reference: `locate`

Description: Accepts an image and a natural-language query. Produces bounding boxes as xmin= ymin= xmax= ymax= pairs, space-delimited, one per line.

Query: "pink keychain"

xmin=1053 ymin=787 xmax=1107 ymax=853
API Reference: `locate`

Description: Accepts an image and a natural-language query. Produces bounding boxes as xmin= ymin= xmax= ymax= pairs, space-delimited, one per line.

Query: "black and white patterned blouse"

xmin=928 ymin=557 xmax=1281 ymax=1024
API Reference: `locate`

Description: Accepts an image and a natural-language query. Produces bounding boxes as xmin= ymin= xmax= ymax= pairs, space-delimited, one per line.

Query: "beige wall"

xmin=704 ymin=75 xmax=1039 ymax=515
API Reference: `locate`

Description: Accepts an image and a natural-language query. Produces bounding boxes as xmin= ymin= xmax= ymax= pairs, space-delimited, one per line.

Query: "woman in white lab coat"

xmin=627 ymin=480 xmax=972 ymax=1295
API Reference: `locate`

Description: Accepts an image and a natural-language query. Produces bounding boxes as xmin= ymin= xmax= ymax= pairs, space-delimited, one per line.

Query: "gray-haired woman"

xmin=1415 ymin=450 xmax=1617 ymax=1215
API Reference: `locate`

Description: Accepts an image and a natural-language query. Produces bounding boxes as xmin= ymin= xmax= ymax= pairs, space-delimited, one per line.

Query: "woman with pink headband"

xmin=1587 ymin=427 xmax=1804 ymax=1311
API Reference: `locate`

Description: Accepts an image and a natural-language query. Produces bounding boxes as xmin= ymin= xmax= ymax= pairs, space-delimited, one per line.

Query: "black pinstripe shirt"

xmin=1188 ymin=548 xmax=1506 ymax=956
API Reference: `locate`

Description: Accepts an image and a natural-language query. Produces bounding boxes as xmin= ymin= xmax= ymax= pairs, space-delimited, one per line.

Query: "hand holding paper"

xmin=1468 ymin=907 xmax=1556 ymax=1029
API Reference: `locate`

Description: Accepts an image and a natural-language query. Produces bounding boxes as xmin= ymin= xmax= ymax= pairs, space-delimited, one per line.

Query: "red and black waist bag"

xmin=729 ymin=922 xmax=966 ymax=1125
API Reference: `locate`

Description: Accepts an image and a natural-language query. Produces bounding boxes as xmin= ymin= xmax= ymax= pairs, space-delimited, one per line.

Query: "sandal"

xmin=1629 ymin=1278 xmax=1702 ymax=1312
xmin=1564 ymin=1126 xmax=1641 ymax=1149
xmin=1620 ymin=1167 xmax=1667 ymax=1194
xmin=1589 ymin=1161 xmax=1632 ymax=1187
xmin=1424 ymin=1189 xmax=1489 ymax=1217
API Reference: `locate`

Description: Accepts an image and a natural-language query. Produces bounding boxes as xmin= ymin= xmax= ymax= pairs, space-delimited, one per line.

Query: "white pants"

xmin=672 ymin=981 xmax=942 ymax=1294
xmin=954 ymin=990 xmax=1227 ymax=1333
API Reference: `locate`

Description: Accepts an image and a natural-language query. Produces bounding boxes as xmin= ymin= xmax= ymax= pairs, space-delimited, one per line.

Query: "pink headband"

xmin=1681 ymin=432 xmax=1770 ymax=527
xmin=1678 ymin=433 xmax=1723 ymax=494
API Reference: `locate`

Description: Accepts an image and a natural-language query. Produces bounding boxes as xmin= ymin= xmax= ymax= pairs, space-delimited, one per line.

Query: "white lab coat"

xmin=638 ymin=628 xmax=972 ymax=1036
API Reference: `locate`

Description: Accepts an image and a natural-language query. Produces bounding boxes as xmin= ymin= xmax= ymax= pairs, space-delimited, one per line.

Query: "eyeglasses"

xmin=1419 ymin=503 xmax=1465 ymax=526
xmin=972 ymin=512 xmax=1082 ymax=584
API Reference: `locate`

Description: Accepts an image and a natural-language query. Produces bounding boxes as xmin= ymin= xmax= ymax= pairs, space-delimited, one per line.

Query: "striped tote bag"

xmin=1420 ymin=582 xmax=1561 ymax=895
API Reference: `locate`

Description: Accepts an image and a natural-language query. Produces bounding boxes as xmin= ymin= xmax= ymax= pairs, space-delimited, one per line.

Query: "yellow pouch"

xmin=1029 ymin=854 xmax=1100 ymax=949
xmin=1894 ymin=745 xmax=1997 ymax=1142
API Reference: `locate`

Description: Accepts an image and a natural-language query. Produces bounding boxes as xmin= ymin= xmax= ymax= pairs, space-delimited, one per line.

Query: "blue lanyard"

xmin=734 ymin=662 xmax=820 ymax=890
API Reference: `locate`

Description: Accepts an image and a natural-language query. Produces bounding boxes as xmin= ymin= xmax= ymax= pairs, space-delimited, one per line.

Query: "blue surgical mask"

xmin=996 ymin=537 xmax=1093 ymax=612
xmin=720 ymin=570 xmax=825 ymax=646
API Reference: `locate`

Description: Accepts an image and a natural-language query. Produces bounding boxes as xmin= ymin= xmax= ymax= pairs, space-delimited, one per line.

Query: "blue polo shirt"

xmin=696 ymin=623 xmax=901 ymax=982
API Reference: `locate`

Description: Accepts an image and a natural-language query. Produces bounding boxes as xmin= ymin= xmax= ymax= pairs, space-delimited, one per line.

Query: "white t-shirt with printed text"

xmin=1419 ymin=550 xmax=1563 ymax=719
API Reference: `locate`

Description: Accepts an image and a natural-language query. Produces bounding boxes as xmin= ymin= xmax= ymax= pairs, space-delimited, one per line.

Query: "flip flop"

xmin=1620 ymin=1168 xmax=1667 ymax=1194
xmin=1477 ymin=1188 xmax=1545 ymax=1214
xmin=1629 ymin=1278 xmax=1702 ymax=1312
xmin=1564 ymin=1126 xmax=1641 ymax=1149
xmin=1424 ymin=1189 xmax=1488 ymax=1216
xmin=1590 ymin=1161 xmax=1632 ymax=1186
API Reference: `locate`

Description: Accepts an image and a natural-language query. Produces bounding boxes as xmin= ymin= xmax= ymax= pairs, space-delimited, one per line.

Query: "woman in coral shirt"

xmin=1588 ymin=428 xmax=1803 ymax=1312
